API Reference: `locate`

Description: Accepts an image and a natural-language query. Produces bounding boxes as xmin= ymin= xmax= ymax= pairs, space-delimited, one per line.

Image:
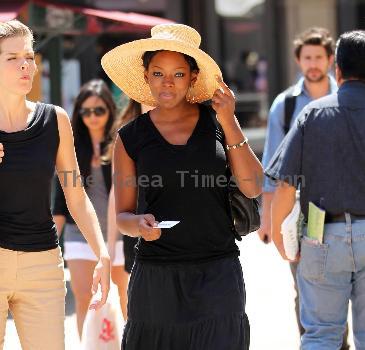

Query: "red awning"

xmin=0 ymin=1 xmax=27 ymax=22
xmin=79 ymin=8 xmax=173 ymax=27
xmin=32 ymin=0 xmax=174 ymax=31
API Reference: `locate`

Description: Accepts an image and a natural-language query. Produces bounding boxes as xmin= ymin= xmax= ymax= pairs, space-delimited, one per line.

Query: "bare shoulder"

xmin=54 ymin=105 xmax=72 ymax=132
xmin=54 ymin=106 xmax=75 ymax=166
xmin=55 ymin=105 xmax=70 ymax=121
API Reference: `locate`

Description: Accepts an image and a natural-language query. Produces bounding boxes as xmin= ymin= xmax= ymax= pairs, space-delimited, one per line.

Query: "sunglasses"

xmin=79 ymin=106 xmax=107 ymax=118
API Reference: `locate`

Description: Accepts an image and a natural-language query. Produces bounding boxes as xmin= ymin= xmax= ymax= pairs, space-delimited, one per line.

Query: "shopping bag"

xmin=81 ymin=284 xmax=124 ymax=350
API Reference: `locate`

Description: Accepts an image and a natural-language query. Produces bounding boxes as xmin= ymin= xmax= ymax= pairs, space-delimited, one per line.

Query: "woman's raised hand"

xmin=211 ymin=76 xmax=236 ymax=126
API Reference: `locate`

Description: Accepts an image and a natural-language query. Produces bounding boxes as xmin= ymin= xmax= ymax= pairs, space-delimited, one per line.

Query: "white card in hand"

xmin=155 ymin=221 xmax=180 ymax=229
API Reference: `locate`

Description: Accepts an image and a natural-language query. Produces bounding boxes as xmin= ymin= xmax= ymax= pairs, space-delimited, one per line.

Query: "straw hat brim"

xmin=101 ymin=38 xmax=222 ymax=106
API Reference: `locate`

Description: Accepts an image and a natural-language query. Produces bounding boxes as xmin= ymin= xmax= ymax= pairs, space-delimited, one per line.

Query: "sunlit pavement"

xmin=240 ymin=233 xmax=300 ymax=349
xmin=5 ymin=234 xmax=355 ymax=349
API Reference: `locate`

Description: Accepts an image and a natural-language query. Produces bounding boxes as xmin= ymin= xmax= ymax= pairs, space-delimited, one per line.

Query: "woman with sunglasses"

xmin=0 ymin=21 xmax=110 ymax=350
xmin=52 ymin=79 xmax=129 ymax=338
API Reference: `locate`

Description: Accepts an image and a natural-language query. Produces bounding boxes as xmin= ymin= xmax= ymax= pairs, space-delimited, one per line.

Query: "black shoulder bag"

xmin=227 ymin=168 xmax=260 ymax=240
xmin=205 ymin=104 xmax=260 ymax=241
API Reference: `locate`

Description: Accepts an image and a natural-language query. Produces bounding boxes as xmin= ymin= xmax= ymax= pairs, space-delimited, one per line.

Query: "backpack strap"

xmin=283 ymin=86 xmax=297 ymax=135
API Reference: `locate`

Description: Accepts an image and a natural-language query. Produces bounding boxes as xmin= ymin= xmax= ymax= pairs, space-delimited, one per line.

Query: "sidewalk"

xmin=241 ymin=234 xmax=300 ymax=349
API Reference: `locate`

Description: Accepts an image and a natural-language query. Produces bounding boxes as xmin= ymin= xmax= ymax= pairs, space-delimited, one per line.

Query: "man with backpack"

xmin=260 ymin=27 xmax=337 ymax=246
xmin=259 ymin=27 xmax=349 ymax=349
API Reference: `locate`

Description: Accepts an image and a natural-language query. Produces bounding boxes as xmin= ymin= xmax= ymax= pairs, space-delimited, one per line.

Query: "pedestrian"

xmin=267 ymin=30 xmax=365 ymax=349
xmin=102 ymin=23 xmax=263 ymax=349
xmin=258 ymin=26 xmax=351 ymax=348
xmin=106 ymin=99 xmax=153 ymax=275
xmin=0 ymin=20 xmax=110 ymax=350
xmin=52 ymin=79 xmax=129 ymax=337
xmin=260 ymin=27 xmax=337 ymax=244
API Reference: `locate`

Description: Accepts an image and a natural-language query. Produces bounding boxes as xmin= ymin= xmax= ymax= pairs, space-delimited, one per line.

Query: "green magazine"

xmin=307 ymin=202 xmax=326 ymax=243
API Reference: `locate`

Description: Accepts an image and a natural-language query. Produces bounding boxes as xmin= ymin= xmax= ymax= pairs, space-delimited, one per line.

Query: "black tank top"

xmin=0 ymin=103 xmax=59 ymax=251
xmin=118 ymin=104 xmax=239 ymax=263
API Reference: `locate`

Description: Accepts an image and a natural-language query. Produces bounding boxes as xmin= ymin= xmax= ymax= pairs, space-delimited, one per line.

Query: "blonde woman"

xmin=0 ymin=20 xmax=110 ymax=350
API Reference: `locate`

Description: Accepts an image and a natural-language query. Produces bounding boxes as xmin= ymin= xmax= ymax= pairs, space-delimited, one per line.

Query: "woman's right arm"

xmin=113 ymin=136 xmax=161 ymax=241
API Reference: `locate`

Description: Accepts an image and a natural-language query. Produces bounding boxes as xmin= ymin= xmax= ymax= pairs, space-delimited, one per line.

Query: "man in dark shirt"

xmin=266 ymin=31 xmax=365 ymax=349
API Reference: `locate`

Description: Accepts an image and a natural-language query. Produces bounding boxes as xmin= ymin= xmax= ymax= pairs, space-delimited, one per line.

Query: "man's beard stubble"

xmin=304 ymin=70 xmax=327 ymax=83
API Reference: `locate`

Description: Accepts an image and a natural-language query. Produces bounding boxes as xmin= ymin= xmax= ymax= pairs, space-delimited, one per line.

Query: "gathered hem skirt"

xmin=122 ymin=256 xmax=250 ymax=350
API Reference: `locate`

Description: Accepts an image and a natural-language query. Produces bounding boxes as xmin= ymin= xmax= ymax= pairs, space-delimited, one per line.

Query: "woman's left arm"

xmin=211 ymin=77 xmax=263 ymax=198
xmin=55 ymin=106 xmax=110 ymax=310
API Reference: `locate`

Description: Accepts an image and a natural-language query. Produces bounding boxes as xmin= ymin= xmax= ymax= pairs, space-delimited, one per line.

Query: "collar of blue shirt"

xmin=337 ymin=79 xmax=365 ymax=108
xmin=292 ymin=75 xmax=338 ymax=97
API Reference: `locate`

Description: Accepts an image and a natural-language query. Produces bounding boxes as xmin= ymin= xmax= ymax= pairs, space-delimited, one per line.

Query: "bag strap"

xmin=283 ymin=86 xmax=297 ymax=135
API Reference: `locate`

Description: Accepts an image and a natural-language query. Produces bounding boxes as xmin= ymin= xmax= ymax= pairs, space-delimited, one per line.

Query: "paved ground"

xmin=4 ymin=234 xmax=355 ymax=349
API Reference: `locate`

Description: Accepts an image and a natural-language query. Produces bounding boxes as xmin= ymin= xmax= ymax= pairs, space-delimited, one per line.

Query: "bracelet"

xmin=225 ymin=137 xmax=248 ymax=151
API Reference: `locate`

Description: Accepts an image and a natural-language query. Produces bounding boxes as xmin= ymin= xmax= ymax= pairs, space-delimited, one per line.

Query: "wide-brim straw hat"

xmin=101 ymin=23 xmax=222 ymax=106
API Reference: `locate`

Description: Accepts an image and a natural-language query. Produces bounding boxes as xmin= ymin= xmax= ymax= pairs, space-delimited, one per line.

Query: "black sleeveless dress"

xmin=118 ymin=104 xmax=250 ymax=350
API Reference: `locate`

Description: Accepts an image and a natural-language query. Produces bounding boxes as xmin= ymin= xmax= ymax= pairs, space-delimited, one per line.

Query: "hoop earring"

xmin=187 ymin=85 xmax=195 ymax=103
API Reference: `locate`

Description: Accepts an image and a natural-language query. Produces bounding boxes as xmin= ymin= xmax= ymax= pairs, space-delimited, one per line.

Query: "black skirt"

xmin=122 ymin=256 xmax=250 ymax=350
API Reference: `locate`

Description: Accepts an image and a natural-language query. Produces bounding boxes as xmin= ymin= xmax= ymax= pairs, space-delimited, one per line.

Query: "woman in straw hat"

xmin=102 ymin=23 xmax=263 ymax=349
xmin=0 ymin=20 xmax=110 ymax=349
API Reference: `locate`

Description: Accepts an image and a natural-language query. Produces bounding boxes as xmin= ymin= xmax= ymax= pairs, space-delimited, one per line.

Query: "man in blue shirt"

xmin=259 ymin=27 xmax=342 ymax=344
xmin=260 ymin=27 xmax=337 ymax=243
xmin=266 ymin=30 xmax=365 ymax=349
